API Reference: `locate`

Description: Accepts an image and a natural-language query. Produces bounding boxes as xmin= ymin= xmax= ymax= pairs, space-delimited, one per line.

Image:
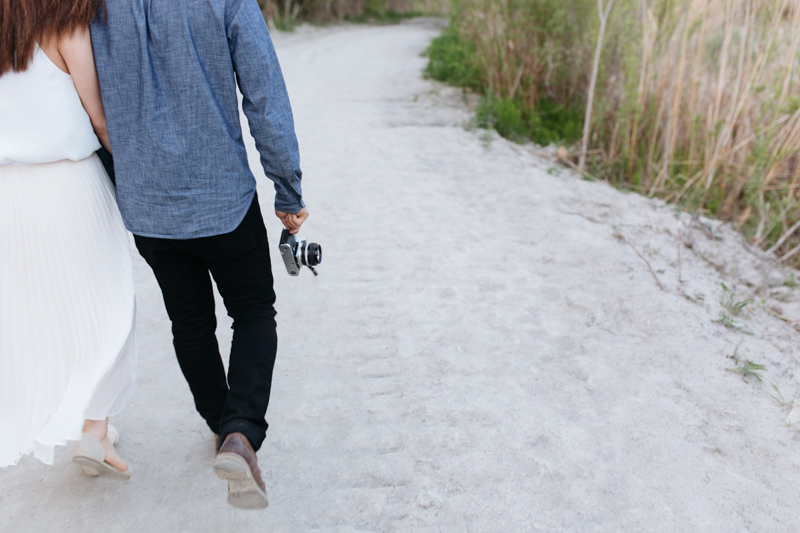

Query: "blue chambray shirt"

xmin=91 ymin=0 xmax=304 ymax=239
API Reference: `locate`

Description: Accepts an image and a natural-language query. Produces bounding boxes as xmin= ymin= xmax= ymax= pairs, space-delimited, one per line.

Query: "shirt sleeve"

xmin=226 ymin=0 xmax=304 ymax=213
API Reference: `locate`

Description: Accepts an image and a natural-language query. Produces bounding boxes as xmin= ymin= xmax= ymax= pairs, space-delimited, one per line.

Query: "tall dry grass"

xmin=449 ymin=0 xmax=597 ymax=115
xmin=443 ymin=0 xmax=800 ymax=265
xmin=620 ymin=0 xmax=800 ymax=264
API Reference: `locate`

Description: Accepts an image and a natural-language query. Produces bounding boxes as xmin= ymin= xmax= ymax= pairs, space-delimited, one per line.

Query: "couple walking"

xmin=0 ymin=0 xmax=309 ymax=509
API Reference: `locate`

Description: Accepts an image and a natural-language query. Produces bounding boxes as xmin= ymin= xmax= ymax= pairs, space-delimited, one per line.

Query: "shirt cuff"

xmin=274 ymin=179 xmax=304 ymax=213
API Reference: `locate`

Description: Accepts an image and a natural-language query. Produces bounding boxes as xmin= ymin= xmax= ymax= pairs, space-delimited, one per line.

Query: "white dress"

xmin=0 ymin=46 xmax=136 ymax=467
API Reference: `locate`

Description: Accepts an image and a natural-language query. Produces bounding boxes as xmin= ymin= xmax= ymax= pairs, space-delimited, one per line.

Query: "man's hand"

xmin=275 ymin=207 xmax=309 ymax=234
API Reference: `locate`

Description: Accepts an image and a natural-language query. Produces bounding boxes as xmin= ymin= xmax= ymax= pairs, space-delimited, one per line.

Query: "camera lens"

xmin=306 ymin=243 xmax=322 ymax=266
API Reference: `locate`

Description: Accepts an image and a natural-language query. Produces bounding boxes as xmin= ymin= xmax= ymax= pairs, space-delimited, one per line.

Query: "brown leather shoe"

xmin=213 ymin=433 xmax=268 ymax=509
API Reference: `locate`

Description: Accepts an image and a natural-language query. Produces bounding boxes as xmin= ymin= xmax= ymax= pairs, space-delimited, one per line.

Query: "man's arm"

xmin=227 ymin=0 xmax=306 ymax=218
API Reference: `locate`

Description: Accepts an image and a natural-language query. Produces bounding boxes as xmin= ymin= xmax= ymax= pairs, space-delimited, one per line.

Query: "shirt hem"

xmin=125 ymin=191 xmax=256 ymax=240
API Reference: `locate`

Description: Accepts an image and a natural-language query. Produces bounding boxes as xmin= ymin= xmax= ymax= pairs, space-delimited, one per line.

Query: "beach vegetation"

xmin=425 ymin=0 xmax=800 ymax=267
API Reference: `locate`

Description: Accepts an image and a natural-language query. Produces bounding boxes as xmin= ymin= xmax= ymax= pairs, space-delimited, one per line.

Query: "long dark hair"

xmin=0 ymin=0 xmax=105 ymax=75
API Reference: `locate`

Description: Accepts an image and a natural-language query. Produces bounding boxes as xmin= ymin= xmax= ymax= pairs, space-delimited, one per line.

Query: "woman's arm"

xmin=58 ymin=28 xmax=110 ymax=152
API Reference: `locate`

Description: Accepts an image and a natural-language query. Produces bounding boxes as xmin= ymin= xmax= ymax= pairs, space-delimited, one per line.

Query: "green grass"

xmin=770 ymin=383 xmax=798 ymax=407
xmin=713 ymin=284 xmax=754 ymax=334
xmin=424 ymin=25 xmax=483 ymax=92
xmin=728 ymin=359 xmax=767 ymax=382
xmin=719 ymin=283 xmax=753 ymax=317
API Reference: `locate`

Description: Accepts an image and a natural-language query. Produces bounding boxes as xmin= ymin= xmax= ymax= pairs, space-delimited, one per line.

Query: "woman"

xmin=0 ymin=0 xmax=135 ymax=477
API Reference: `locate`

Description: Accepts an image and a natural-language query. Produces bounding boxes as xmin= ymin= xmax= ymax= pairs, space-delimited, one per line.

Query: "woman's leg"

xmin=83 ymin=419 xmax=128 ymax=472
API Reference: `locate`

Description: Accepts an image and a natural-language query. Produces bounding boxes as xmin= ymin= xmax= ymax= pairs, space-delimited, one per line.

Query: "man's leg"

xmin=204 ymin=195 xmax=277 ymax=451
xmin=133 ymin=235 xmax=229 ymax=435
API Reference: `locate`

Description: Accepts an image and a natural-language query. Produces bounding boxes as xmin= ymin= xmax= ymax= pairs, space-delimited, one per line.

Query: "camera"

xmin=279 ymin=229 xmax=322 ymax=276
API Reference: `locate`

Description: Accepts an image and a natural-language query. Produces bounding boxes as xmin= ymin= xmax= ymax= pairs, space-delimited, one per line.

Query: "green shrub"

xmin=476 ymin=96 xmax=526 ymax=142
xmin=530 ymin=99 xmax=583 ymax=145
xmin=424 ymin=25 xmax=483 ymax=91
xmin=474 ymin=95 xmax=583 ymax=146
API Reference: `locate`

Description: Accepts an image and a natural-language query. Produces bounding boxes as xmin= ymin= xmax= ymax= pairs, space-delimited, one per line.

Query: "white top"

xmin=0 ymin=46 xmax=100 ymax=165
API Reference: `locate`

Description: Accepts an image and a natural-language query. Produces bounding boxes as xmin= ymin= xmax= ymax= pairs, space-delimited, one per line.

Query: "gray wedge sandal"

xmin=72 ymin=432 xmax=132 ymax=479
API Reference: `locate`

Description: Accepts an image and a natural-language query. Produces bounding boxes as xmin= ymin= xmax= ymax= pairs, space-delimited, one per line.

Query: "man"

xmin=91 ymin=0 xmax=308 ymax=508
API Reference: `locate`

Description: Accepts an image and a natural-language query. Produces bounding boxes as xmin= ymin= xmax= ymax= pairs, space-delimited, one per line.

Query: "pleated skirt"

xmin=0 ymin=155 xmax=136 ymax=467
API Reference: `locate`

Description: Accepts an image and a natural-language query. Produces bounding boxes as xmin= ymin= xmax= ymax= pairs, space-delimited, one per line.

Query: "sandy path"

xmin=2 ymin=20 xmax=800 ymax=532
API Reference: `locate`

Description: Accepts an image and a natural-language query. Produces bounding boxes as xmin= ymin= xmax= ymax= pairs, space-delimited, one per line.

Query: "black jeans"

xmin=134 ymin=194 xmax=277 ymax=450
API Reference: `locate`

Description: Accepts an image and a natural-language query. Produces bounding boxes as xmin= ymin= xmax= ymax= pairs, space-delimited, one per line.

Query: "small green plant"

xmin=719 ymin=283 xmax=752 ymax=316
xmin=770 ymin=290 xmax=791 ymax=302
xmin=714 ymin=312 xmax=753 ymax=334
xmin=783 ymin=274 xmax=799 ymax=289
xmin=695 ymin=291 xmax=705 ymax=302
xmin=727 ymin=355 xmax=766 ymax=383
xmin=770 ymin=383 xmax=798 ymax=407
xmin=714 ymin=284 xmax=754 ymax=333
xmin=479 ymin=129 xmax=494 ymax=150
xmin=701 ymin=221 xmax=724 ymax=240
xmin=682 ymin=290 xmax=705 ymax=303
xmin=645 ymin=244 xmax=661 ymax=256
